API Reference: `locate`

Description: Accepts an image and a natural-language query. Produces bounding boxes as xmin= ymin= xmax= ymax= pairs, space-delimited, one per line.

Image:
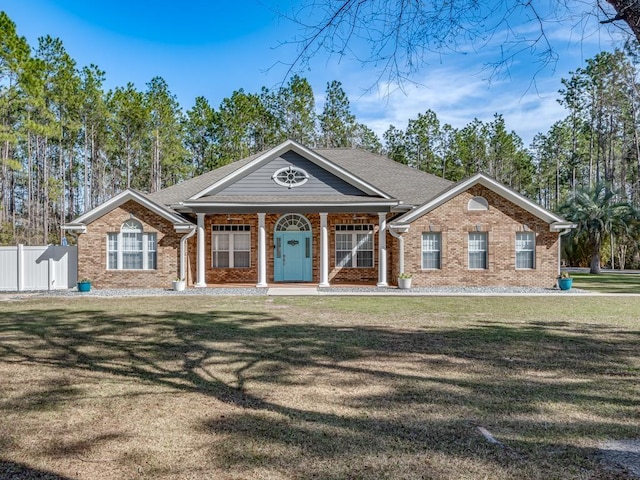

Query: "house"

xmin=63 ymin=140 xmax=574 ymax=289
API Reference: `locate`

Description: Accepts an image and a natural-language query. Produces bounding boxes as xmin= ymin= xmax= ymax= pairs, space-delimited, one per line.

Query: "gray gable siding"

xmin=218 ymin=151 xmax=369 ymax=197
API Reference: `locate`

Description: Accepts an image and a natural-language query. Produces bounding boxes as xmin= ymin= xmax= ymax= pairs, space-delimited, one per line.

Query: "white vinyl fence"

xmin=0 ymin=245 xmax=78 ymax=291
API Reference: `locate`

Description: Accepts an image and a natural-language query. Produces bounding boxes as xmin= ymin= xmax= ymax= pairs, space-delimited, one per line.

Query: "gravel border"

xmin=0 ymin=285 xmax=590 ymax=299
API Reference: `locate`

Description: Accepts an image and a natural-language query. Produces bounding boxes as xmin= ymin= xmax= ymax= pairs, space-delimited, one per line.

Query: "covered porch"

xmin=182 ymin=203 xmax=399 ymax=288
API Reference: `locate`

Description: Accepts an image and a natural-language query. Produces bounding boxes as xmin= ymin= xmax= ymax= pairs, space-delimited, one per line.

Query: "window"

xmin=468 ymin=232 xmax=487 ymax=269
xmin=107 ymin=220 xmax=157 ymax=270
xmin=516 ymin=232 xmax=535 ymax=269
xmin=272 ymin=166 xmax=309 ymax=188
xmin=468 ymin=196 xmax=489 ymax=211
xmin=212 ymin=225 xmax=251 ymax=268
xmin=422 ymin=232 xmax=441 ymax=269
xmin=335 ymin=224 xmax=374 ymax=268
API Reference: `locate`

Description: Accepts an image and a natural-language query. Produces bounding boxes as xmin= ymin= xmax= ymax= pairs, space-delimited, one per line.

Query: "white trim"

xmin=335 ymin=224 xmax=375 ymax=268
xmin=211 ymin=227 xmax=251 ymax=268
xmin=272 ymin=166 xmax=309 ymax=188
xmin=515 ymin=231 xmax=536 ymax=270
xmin=106 ymin=227 xmax=157 ymax=271
xmin=189 ymin=139 xmax=392 ymax=200
xmin=392 ymin=174 xmax=568 ymax=226
xmin=181 ymin=201 xmax=398 ymax=208
xmin=550 ymin=222 xmax=577 ymax=232
xmin=421 ymin=232 xmax=442 ymax=270
xmin=66 ymin=189 xmax=193 ymax=231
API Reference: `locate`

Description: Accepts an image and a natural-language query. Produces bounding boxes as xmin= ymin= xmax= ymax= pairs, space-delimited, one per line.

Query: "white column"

xmin=257 ymin=213 xmax=267 ymax=287
xmin=377 ymin=213 xmax=388 ymax=287
xmin=195 ymin=213 xmax=207 ymax=287
xmin=319 ymin=213 xmax=330 ymax=287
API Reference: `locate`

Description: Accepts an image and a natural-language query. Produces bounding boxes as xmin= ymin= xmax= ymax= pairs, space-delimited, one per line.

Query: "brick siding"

xmin=77 ymin=200 xmax=181 ymax=289
xmin=391 ymin=185 xmax=560 ymax=288
xmin=80 ymin=186 xmax=559 ymax=288
xmin=186 ymin=212 xmax=383 ymax=285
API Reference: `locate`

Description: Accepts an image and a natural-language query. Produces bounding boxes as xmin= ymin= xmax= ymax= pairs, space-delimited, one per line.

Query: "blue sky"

xmin=3 ymin=0 xmax=626 ymax=146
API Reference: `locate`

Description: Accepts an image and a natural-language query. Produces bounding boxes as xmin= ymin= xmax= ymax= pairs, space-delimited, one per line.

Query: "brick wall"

xmin=395 ymin=185 xmax=560 ymax=287
xmin=80 ymin=189 xmax=557 ymax=289
xmin=78 ymin=200 xmax=181 ymax=289
xmin=186 ymin=212 xmax=386 ymax=285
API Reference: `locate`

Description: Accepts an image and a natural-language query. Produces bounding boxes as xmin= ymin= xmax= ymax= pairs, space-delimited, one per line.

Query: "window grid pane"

xmin=213 ymin=233 xmax=230 ymax=268
xmin=234 ymin=233 xmax=251 ymax=268
xmin=212 ymin=231 xmax=250 ymax=268
xmin=108 ymin=233 xmax=118 ymax=269
xmin=468 ymin=232 xmax=487 ymax=269
xmin=516 ymin=232 xmax=535 ymax=269
xmin=108 ymin=224 xmax=155 ymax=271
xmin=147 ymin=233 xmax=157 ymax=270
xmin=335 ymin=227 xmax=373 ymax=268
xmin=422 ymin=233 xmax=441 ymax=269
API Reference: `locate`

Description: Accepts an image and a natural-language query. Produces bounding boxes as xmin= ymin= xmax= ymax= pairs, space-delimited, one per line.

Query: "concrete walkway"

xmin=267 ymin=287 xmax=318 ymax=296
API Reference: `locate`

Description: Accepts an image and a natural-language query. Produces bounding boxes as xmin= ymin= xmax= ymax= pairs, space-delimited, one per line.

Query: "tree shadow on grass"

xmin=0 ymin=460 xmax=74 ymax=479
xmin=0 ymin=306 xmax=638 ymax=478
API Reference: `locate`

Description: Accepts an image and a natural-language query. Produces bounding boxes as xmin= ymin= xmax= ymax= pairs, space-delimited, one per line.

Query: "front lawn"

xmin=0 ymin=296 xmax=638 ymax=479
xmin=572 ymin=272 xmax=640 ymax=294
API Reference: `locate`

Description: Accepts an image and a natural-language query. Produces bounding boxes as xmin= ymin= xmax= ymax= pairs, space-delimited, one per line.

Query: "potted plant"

xmin=397 ymin=272 xmax=413 ymax=289
xmin=77 ymin=278 xmax=91 ymax=292
xmin=558 ymin=271 xmax=573 ymax=291
xmin=172 ymin=277 xmax=186 ymax=292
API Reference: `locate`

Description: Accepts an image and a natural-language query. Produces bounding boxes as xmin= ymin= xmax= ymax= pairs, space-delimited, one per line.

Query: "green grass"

xmin=572 ymin=271 xmax=640 ymax=294
xmin=0 ymin=296 xmax=638 ymax=479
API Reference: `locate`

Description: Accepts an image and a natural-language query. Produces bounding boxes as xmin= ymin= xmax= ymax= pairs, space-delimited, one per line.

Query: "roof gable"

xmin=190 ymin=140 xmax=391 ymax=200
xmin=392 ymin=173 xmax=570 ymax=227
xmin=217 ymin=150 xmax=369 ymax=197
xmin=64 ymin=189 xmax=194 ymax=232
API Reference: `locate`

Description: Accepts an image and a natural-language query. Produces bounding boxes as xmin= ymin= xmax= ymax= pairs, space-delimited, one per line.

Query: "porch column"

xmin=377 ymin=212 xmax=388 ymax=287
xmin=319 ymin=212 xmax=330 ymax=287
xmin=195 ymin=213 xmax=207 ymax=287
xmin=257 ymin=213 xmax=267 ymax=287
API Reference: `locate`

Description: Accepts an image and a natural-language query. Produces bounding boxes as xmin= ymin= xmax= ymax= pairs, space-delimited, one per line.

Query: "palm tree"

xmin=560 ymin=183 xmax=637 ymax=274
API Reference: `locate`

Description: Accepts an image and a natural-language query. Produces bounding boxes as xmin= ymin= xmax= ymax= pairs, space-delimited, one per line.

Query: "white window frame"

xmin=468 ymin=232 xmax=488 ymax=270
xmin=515 ymin=231 xmax=535 ymax=269
xmin=106 ymin=220 xmax=157 ymax=270
xmin=421 ymin=232 xmax=441 ymax=270
xmin=272 ymin=166 xmax=310 ymax=189
xmin=335 ymin=224 xmax=374 ymax=268
xmin=468 ymin=196 xmax=489 ymax=211
xmin=212 ymin=225 xmax=251 ymax=268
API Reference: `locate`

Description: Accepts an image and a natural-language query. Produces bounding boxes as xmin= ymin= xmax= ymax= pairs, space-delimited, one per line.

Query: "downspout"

xmin=180 ymin=227 xmax=197 ymax=283
xmin=389 ymin=224 xmax=410 ymax=276
xmin=557 ymin=228 xmax=573 ymax=278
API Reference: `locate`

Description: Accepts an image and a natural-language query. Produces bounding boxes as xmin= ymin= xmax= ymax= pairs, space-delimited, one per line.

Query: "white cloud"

xmin=348 ymin=63 xmax=569 ymax=146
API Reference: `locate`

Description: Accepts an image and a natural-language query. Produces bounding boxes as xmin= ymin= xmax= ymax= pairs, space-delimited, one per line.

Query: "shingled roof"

xmin=147 ymin=145 xmax=453 ymax=208
xmin=316 ymin=148 xmax=452 ymax=206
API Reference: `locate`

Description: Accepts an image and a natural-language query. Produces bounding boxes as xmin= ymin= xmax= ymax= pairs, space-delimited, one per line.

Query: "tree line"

xmin=2 ymin=11 xmax=640 ymax=269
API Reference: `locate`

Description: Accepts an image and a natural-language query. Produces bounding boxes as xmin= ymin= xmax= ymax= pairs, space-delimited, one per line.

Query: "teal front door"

xmin=274 ymin=232 xmax=312 ymax=282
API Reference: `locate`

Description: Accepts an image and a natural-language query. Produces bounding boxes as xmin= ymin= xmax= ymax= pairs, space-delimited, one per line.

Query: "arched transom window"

xmin=272 ymin=166 xmax=309 ymax=188
xmin=468 ymin=196 xmax=489 ymax=211
xmin=107 ymin=219 xmax=157 ymax=270
xmin=275 ymin=214 xmax=311 ymax=231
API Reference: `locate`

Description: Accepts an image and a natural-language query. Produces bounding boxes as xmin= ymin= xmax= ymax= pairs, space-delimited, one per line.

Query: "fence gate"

xmin=0 ymin=245 xmax=78 ymax=291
